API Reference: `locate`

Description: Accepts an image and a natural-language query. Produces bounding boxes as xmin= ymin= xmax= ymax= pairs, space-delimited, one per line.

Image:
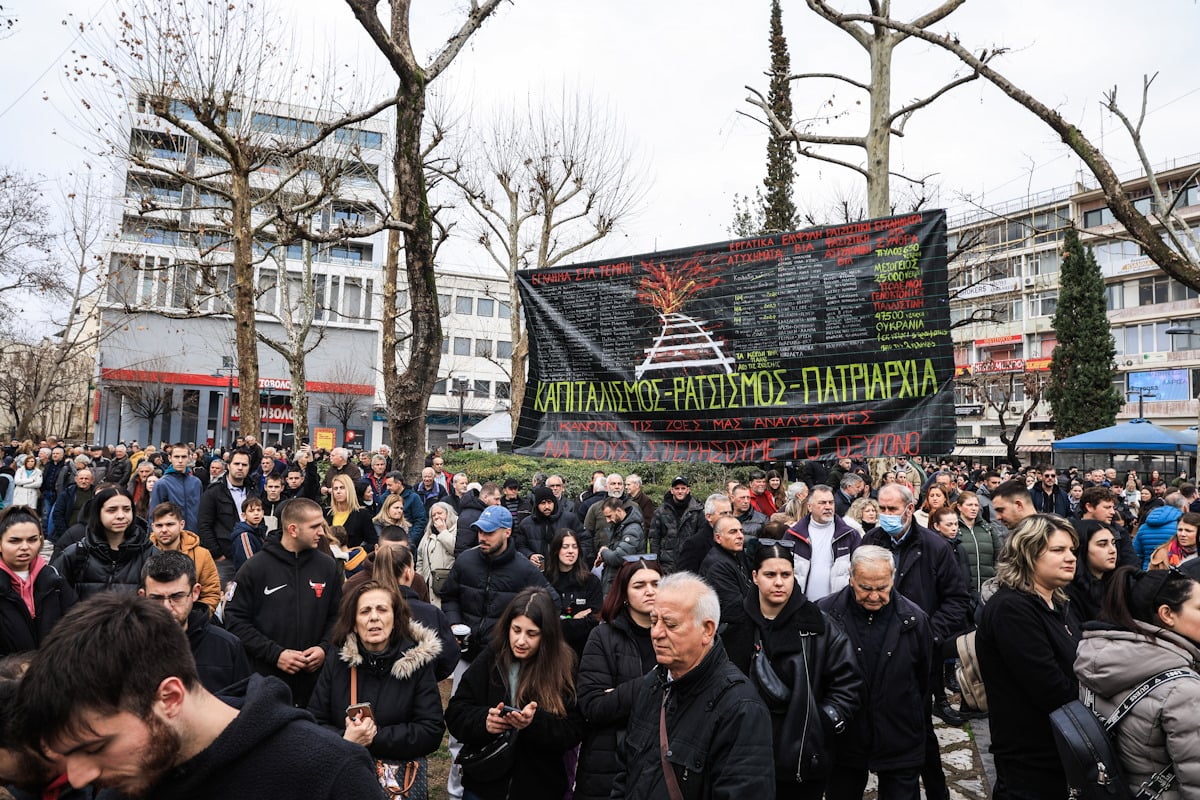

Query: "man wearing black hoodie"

xmin=224 ymin=498 xmax=342 ymax=707
xmin=18 ymin=592 xmax=385 ymax=800
xmin=514 ymin=486 xmax=585 ymax=565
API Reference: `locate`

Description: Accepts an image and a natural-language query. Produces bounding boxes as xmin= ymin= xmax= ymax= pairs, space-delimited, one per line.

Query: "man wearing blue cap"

xmin=438 ymin=504 xmax=561 ymax=799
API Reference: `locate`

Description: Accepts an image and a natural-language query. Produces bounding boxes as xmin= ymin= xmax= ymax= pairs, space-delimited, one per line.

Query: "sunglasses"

xmin=758 ymin=538 xmax=796 ymax=550
xmin=623 ymin=553 xmax=659 ymax=564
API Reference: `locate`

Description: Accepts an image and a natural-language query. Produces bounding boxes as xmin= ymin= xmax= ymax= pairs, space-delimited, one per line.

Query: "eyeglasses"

xmin=758 ymin=538 xmax=796 ymax=550
xmin=146 ymin=591 xmax=191 ymax=606
xmin=1043 ymin=473 xmax=1057 ymax=478
xmin=623 ymin=553 xmax=659 ymax=563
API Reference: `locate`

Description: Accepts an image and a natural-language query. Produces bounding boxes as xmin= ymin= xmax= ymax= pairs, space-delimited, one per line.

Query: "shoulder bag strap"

xmin=659 ymin=692 xmax=685 ymax=800
xmin=1103 ymin=667 xmax=1194 ymax=731
xmin=350 ymin=665 xmax=358 ymax=707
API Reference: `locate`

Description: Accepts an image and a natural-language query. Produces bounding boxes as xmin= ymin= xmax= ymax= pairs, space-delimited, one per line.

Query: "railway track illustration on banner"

xmin=636 ymin=312 xmax=736 ymax=378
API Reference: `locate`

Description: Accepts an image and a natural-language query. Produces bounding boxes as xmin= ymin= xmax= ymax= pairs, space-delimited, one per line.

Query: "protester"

xmin=308 ymin=580 xmax=445 ymax=800
xmin=445 ymin=587 xmax=584 ymax=800
xmin=415 ymin=500 xmax=458 ymax=605
xmin=725 ymin=540 xmax=862 ymax=799
xmin=610 ymin=572 xmax=774 ymax=799
xmin=976 ymin=514 xmax=1081 ymax=800
xmin=543 ymin=530 xmax=602 ymax=660
xmin=138 ymin=550 xmax=250 ymax=694
xmin=16 ymin=593 xmax=386 ymax=799
xmin=51 ymin=485 xmax=155 ymax=601
xmin=0 ymin=506 xmax=76 ymax=655
xmin=149 ymin=502 xmax=222 ymax=614
xmin=574 ymin=558 xmax=661 ymax=800
xmin=326 ymin=474 xmax=377 ymax=550
xmin=819 ymin=546 xmax=933 ymax=800
xmin=1065 ymin=520 xmax=1119 ymax=623
xmin=1149 ymin=511 xmax=1200 ymax=570
xmin=1075 ymin=565 xmax=1200 ymax=799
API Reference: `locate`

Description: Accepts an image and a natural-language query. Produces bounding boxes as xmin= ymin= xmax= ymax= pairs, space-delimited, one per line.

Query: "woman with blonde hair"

xmin=416 ymin=501 xmax=457 ymax=605
xmin=373 ymin=493 xmax=412 ymax=543
xmin=773 ymin=481 xmax=809 ymax=524
xmin=843 ymin=496 xmax=880 ymax=533
xmin=976 ymin=514 xmax=1081 ymax=799
xmin=325 ymin=474 xmax=376 ymax=549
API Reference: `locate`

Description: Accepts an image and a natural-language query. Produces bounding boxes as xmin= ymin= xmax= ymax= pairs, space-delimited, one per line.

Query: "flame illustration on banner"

xmin=635 ymin=257 xmax=735 ymax=379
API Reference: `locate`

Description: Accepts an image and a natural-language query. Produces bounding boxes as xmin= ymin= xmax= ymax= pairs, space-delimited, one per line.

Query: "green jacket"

xmin=957 ymin=516 xmax=1003 ymax=593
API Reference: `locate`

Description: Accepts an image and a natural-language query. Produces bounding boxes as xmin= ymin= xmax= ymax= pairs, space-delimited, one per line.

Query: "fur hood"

xmin=338 ymin=620 xmax=443 ymax=681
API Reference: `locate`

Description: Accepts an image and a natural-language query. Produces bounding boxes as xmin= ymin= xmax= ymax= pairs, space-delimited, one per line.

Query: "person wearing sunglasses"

xmin=1030 ymin=466 xmax=1071 ymax=517
xmin=1075 ymin=565 xmax=1200 ymax=799
xmin=724 ymin=538 xmax=861 ymax=800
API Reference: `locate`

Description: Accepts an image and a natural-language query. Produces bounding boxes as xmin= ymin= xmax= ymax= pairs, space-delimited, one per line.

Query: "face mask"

xmin=879 ymin=514 xmax=906 ymax=534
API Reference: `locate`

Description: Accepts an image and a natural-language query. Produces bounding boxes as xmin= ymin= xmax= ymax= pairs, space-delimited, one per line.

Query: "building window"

xmin=496 ymin=340 xmax=513 ymax=359
xmin=1031 ymin=292 xmax=1057 ymax=318
xmin=498 ymin=301 xmax=511 ymax=319
xmin=441 ymin=337 xmax=449 ymax=355
xmin=1139 ymin=275 xmax=1170 ymax=305
xmin=475 ymin=339 xmax=492 ymax=358
xmin=455 ymin=295 xmax=473 ymax=315
xmin=1105 ymin=282 xmax=1124 ymax=311
xmin=496 ymin=381 xmax=511 ymax=400
xmin=1083 ymin=207 xmax=1116 ymax=228
xmin=438 ymin=294 xmax=451 ymax=316
xmin=477 ymin=297 xmax=495 ymax=317
xmin=1170 ymin=279 xmax=1199 ymax=302
xmin=433 ymin=379 xmax=447 ymax=395
xmin=473 ymin=380 xmax=491 ymax=399
xmin=453 ymin=337 xmax=471 ymax=356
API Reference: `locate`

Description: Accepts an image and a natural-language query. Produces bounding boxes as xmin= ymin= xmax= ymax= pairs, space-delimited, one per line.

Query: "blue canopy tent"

xmin=1051 ymin=419 xmax=1196 ymax=477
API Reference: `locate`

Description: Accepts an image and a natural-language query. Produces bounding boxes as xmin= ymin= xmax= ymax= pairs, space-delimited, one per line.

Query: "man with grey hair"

xmin=625 ymin=473 xmax=656 ymax=526
xmin=584 ymin=472 xmax=628 ymax=552
xmin=676 ymin=493 xmax=732 ymax=574
xmin=544 ymin=474 xmax=575 ymax=517
xmin=320 ymin=446 xmax=361 ymax=495
xmin=819 ymin=545 xmax=933 ymax=800
xmin=612 ymin=572 xmax=774 ymax=799
xmin=786 ymin=484 xmax=861 ymax=601
xmin=836 ymin=473 xmax=865 ymax=517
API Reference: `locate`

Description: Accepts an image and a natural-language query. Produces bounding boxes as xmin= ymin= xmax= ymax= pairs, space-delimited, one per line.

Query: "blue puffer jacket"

xmin=1135 ymin=505 xmax=1183 ymax=568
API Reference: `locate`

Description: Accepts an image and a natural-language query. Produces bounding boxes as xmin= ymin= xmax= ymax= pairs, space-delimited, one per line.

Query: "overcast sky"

xmin=3 ymin=0 xmax=1199 ymax=282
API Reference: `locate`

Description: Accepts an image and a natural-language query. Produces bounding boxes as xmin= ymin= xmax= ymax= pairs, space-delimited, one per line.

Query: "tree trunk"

xmin=865 ymin=30 xmax=895 ymax=218
xmin=508 ymin=272 xmax=526 ymax=437
xmin=384 ymin=83 xmax=442 ymax=478
xmin=288 ymin=357 xmax=309 ymax=448
xmin=230 ymin=170 xmax=260 ymax=442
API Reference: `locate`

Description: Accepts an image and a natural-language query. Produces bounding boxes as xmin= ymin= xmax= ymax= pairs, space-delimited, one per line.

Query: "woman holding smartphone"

xmin=308 ymin=580 xmax=445 ymax=799
xmin=445 ymin=587 xmax=584 ymax=800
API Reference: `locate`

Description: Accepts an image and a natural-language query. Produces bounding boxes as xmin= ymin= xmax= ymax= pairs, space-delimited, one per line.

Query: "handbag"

xmin=431 ymin=568 xmax=451 ymax=595
xmin=351 ymin=667 xmax=422 ymax=799
xmin=750 ymin=634 xmax=791 ymax=708
xmin=456 ymin=729 xmax=518 ymax=783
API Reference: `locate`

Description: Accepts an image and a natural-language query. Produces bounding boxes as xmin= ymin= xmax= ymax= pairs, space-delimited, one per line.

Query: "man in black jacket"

xmin=17 ymin=592 xmax=384 ymax=799
xmin=198 ymin=448 xmax=259 ymax=586
xmin=223 ymin=498 xmax=341 ymax=706
xmin=514 ymin=486 xmax=583 ymax=566
xmin=699 ymin=515 xmax=753 ymax=629
xmin=862 ymin=484 xmax=971 ymax=798
xmin=611 ymin=572 xmax=774 ymax=800
xmin=647 ymin=476 xmax=704 ymax=573
xmin=139 ymin=550 xmax=250 ymax=694
xmin=819 ymin=546 xmax=932 ymax=800
xmin=453 ymin=481 xmax=500 ymax=556
xmin=1030 ymin=464 xmax=1071 ymax=517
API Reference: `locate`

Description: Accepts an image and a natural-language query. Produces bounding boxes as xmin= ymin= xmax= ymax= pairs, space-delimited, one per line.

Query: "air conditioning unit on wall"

xmin=1022 ymin=276 xmax=1036 ymax=288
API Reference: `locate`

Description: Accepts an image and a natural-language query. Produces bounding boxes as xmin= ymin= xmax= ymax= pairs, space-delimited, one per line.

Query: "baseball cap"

xmin=671 ymin=476 xmax=689 ymax=487
xmin=473 ymin=505 xmax=513 ymax=532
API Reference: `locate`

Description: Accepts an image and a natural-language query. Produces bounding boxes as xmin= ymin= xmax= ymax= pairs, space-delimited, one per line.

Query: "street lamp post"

xmin=212 ymin=356 xmax=237 ymax=449
xmin=450 ymin=377 xmax=471 ymax=446
xmin=1126 ymin=388 xmax=1157 ymax=420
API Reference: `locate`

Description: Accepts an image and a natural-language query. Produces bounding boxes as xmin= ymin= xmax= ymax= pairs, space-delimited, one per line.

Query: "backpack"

xmin=954 ymin=631 xmax=987 ymax=712
xmin=1050 ymin=667 xmax=1195 ymax=800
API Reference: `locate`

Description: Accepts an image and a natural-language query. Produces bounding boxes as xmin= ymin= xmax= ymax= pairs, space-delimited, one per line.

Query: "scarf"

xmin=0 ymin=555 xmax=45 ymax=618
xmin=1167 ymin=538 xmax=1196 ymax=567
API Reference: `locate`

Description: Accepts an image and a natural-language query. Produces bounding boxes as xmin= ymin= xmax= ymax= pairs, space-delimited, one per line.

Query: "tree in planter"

xmin=1046 ymin=228 xmax=1120 ymax=438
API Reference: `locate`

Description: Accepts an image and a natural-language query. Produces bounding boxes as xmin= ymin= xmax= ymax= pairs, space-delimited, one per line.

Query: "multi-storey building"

xmin=949 ymin=158 xmax=1200 ymax=466
xmin=95 ymin=94 xmax=513 ymax=451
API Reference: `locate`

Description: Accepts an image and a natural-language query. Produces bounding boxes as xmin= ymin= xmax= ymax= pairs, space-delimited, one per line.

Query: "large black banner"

xmin=513 ymin=210 xmax=955 ymax=463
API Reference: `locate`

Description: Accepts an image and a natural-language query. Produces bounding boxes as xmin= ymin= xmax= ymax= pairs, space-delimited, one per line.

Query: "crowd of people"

xmin=0 ymin=440 xmax=1198 ymax=800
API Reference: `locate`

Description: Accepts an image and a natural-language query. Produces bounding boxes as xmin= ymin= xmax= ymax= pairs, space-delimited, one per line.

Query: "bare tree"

xmin=320 ymin=363 xmax=371 ymax=436
xmin=0 ymin=167 xmax=67 ymax=319
xmin=111 ymin=367 xmax=179 ymax=445
xmin=957 ymin=368 xmax=1049 ymax=469
xmin=825 ymin=8 xmax=1200 ymax=289
xmin=448 ymin=91 xmax=646 ymax=433
xmin=745 ymin=0 xmax=991 ymax=218
xmin=70 ymin=0 xmax=398 ymax=440
xmin=344 ymin=0 xmax=505 ymax=474
xmin=0 ymin=340 xmax=92 ymax=440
